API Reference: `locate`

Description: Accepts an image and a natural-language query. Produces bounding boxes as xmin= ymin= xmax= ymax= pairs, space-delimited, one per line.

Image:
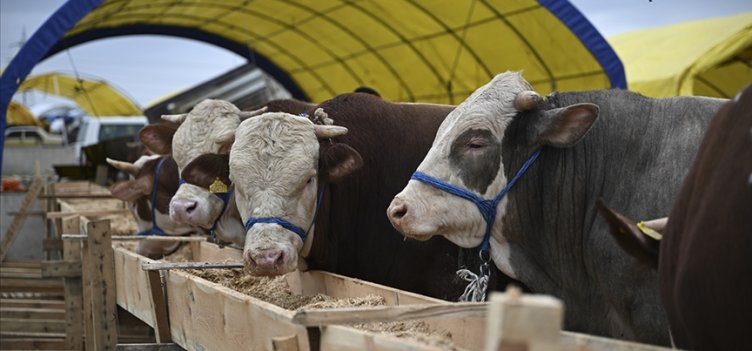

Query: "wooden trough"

xmin=47 ymin=181 xmax=676 ymax=351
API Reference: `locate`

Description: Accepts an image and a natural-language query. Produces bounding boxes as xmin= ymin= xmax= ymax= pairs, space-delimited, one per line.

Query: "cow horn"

xmin=514 ymin=90 xmax=542 ymax=111
xmin=238 ymin=106 xmax=268 ymax=120
xmin=161 ymin=113 xmax=188 ymax=123
xmin=106 ymin=158 xmax=139 ymax=175
xmin=313 ymin=124 xmax=348 ymax=139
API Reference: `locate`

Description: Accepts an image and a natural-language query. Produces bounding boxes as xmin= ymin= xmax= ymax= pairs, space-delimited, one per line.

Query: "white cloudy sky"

xmin=1 ymin=0 xmax=750 ymax=107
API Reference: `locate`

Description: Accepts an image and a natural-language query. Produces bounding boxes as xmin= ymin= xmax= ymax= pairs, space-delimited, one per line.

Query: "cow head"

xmin=168 ymin=153 xmax=242 ymax=244
xmin=230 ymin=111 xmax=360 ymax=276
xmin=108 ymin=155 xmax=200 ymax=258
xmin=387 ymin=71 xmax=599 ymax=277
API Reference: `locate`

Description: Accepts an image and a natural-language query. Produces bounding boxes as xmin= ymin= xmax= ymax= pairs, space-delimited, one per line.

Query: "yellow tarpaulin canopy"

xmin=18 ymin=72 xmax=142 ymax=116
xmin=48 ymin=0 xmax=624 ymax=104
xmin=6 ymin=101 xmax=42 ymax=127
xmin=609 ymin=12 xmax=752 ymax=99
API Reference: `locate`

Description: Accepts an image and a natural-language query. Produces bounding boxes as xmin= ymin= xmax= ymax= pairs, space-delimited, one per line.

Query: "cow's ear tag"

xmin=209 ymin=177 xmax=228 ymax=193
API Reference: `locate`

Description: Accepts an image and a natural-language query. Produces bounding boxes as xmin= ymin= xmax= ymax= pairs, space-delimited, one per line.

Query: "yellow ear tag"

xmin=636 ymin=221 xmax=663 ymax=241
xmin=209 ymin=177 xmax=228 ymax=193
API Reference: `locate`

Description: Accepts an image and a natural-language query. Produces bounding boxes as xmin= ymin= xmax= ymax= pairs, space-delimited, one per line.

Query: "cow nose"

xmin=170 ymin=198 xmax=197 ymax=218
xmin=246 ymin=249 xmax=285 ymax=272
xmin=387 ymin=197 xmax=409 ymax=223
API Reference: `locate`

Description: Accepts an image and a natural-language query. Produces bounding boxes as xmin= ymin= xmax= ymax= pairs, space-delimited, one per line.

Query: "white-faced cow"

xmin=387 ymin=71 xmax=726 ymax=344
xmin=599 ymin=85 xmax=752 ymax=350
xmin=230 ymin=92 xmax=518 ymax=300
xmin=140 ymin=99 xmax=315 ymax=247
xmin=108 ymin=154 xmax=204 ymax=258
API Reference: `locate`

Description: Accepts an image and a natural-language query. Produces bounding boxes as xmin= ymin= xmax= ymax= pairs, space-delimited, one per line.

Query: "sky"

xmin=1 ymin=0 xmax=750 ymax=108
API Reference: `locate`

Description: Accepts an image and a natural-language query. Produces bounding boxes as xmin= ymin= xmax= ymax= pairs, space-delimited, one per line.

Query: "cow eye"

xmin=306 ymin=177 xmax=314 ymax=184
xmin=467 ymin=140 xmax=487 ymax=149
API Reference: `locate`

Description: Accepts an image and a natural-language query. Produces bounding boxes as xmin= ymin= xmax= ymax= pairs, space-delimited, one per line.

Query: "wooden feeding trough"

xmin=45 ymin=181 xmax=676 ymax=351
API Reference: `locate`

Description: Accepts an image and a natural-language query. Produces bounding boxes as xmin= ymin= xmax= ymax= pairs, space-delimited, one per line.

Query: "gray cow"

xmin=387 ymin=71 xmax=725 ymax=345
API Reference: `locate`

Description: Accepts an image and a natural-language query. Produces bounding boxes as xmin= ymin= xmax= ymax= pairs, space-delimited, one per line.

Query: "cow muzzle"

xmin=387 ymin=195 xmax=434 ymax=241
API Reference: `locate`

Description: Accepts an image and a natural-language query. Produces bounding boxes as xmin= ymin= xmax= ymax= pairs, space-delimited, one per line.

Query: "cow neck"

xmin=137 ymin=158 xmax=168 ymax=237
xmin=410 ymin=148 xmax=542 ymax=301
xmin=178 ymin=177 xmax=234 ymax=245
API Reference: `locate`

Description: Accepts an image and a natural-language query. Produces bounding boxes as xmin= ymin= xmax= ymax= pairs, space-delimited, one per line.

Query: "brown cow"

xmin=599 ymin=85 xmax=752 ymax=350
xmin=108 ymin=154 xmax=204 ymax=258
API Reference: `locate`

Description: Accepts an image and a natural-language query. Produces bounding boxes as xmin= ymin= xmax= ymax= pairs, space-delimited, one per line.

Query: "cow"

xmin=107 ymin=154 xmax=204 ymax=258
xmin=386 ymin=71 xmax=727 ymax=344
xmin=140 ymin=99 xmax=314 ymax=247
xmin=599 ymin=85 xmax=752 ymax=350
xmin=229 ymin=92 xmax=518 ymax=301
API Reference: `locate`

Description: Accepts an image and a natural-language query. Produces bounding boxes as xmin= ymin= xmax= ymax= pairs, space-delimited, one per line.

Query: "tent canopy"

xmin=609 ymin=12 xmax=752 ymax=99
xmin=46 ymin=0 xmax=624 ymax=104
xmin=0 ymin=0 xmax=625 ymax=173
xmin=18 ymin=72 xmax=142 ymax=117
xmin=6 ymin=101 xmax=41 ymax=127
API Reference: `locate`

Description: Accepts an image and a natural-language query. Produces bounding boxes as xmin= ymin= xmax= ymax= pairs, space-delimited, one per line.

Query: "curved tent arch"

xmin=0 ymin=0 xmax=625 ymax=173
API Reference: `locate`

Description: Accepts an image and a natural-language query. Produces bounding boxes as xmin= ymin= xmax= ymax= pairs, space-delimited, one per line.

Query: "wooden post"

xmin=0 ymin=176 xmax=44 ymax=261
xmin=146 ymin=270 xmax=172 ymax=343
xmin=484 ymin=287 xmax=564 ymax=351
xmin=85 ymin=219 xmax=119 ymax=350
xmin=63 ymin=239 xmax=84 ymax=350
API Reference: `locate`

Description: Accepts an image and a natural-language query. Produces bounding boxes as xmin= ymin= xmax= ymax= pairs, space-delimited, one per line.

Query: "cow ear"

xmin=596 ymin=199 xmax=660 ymax=269
xmin=140 ymin=124 xmax=175 ymax=154
xmin=110 ymin=178 xmax=151 ymax=202
xmin=532 ymin=103 xmax=599 ymax=147
xmin=321 ymin=144 xmax=363 ymax=182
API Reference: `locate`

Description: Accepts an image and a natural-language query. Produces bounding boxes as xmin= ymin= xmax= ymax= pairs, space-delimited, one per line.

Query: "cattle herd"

xmin=106 ymin=72 xmax=750 ymax=351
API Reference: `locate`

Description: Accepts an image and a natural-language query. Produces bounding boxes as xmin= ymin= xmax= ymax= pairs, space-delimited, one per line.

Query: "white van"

xmin=75 ymin=116 xmax=148 ymax=161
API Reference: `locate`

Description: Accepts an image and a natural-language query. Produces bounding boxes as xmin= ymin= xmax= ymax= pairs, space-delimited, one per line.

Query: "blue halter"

xmin=244 ymin=188 xmax=326 ymax=243
xmin=178 ymin=177 xmax=234 ymax=241
xmin=136 ymin=158 xmax=168 ymax=236
xmin=410 ymin=148 xmax=542 ymax=253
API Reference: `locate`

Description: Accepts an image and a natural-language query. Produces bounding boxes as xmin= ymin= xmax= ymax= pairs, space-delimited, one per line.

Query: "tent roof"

xmin=609 ymin=12 xmax=752 ymax=98
xmin=18 ymin=72 xmax=142 ymax=116
xmin=45 ymin=0 xmax=624 ymax=104
xmin=6 ymin=101 xmax=41 ymax=127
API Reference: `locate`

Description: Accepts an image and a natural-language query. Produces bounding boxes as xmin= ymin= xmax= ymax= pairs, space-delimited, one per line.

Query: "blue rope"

xmin=137 ymin=158 xmax=168 ymax=236
xmin=244 ymin=188 xmax=326 ymax=243
xmin=411 ymin=148 xmax=542 ymax=252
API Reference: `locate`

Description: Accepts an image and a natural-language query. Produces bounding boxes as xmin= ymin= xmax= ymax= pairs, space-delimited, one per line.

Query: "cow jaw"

xmin=169 ymin=183 xmax=224 ymax=228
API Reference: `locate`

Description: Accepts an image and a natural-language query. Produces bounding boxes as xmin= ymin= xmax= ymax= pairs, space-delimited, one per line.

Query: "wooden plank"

xmin=0 ymin=331 xmax=66 ymax=338
xmin=63 ymin=231 xmax=84 ymax=350
xmin=165 ymin=270 xmax=310 ymax=351
xmin=190 ymin=240 xmax=242 ymax=261
xmin=0 ymin=307 xmax=66 ymax=319
xmin=484 ymin=289 xmax=563 ymax=351
xmin=86 ymin=219 xmax=119 ymax=350
xmin=320 ymin=325 xmax=448 ymax=351
xmin=0 ymin=176 xmax=44 ymax=261
xmin=114 ymin=248 xmax=157 ymax=328
xmin=0 ymin=337 xmax=66 ymax=350
xmin=64 ymin=234 xmax=206 ymax=242
xmin=39 ymin=193 xmax=115 ymax=199
xmin=0 ymin=278 xmax=64 ymax=293
xmin=292 ymin=303 xmax=487 ymax=326
xmin=146 ymin=270 xmax=171 ymax=343
xmin=0 ymin=318 xmax=66 ymax=333
xmin=116 ymin=343 xmax=185 ymax=351
xmin=0 ymin=298 xmax=65 ymax=309
xmin=41 ymin=260 xmax=82 ymax=278
xmin=272 ymin=335 xmax=299 ymax=351
xmin=141 ymin=261 xmax=244 ymax=271
xmin=558 ymin=331 xmax=676 ymax=351
xmin=43 ymin=238 xmax=63 ymax=251
xmin=47 ymin=209 xmax=130 ymax=218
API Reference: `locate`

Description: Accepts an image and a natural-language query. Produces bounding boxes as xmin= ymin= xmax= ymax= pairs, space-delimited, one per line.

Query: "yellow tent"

xmin=18 ymin=72 xmax=142 ymax=116
xmin=47 ymin=0 xmax=625 ymax=104
xmin=609 ymin=12 xmax=752 ymax=98
xmin=6 ymin=100 xmax=42 ymax=127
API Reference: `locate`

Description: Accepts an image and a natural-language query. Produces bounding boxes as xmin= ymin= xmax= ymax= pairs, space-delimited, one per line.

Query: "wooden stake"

xmin=86 ymin=219 xmax=118 ymax=350
xmin=0 ymin=177 xmax=44 ymax=261
xmin=484 ymin=288 xmax=563 ymax=351
xmin=141 ymin=261 xmax=244 ymax=271
xmin=146 ymin=270 xmax=172 ymax=343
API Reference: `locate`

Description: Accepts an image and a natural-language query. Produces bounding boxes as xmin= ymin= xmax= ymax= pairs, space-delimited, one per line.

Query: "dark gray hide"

xmin=498 ymin=89 xmax=724 ymax=345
